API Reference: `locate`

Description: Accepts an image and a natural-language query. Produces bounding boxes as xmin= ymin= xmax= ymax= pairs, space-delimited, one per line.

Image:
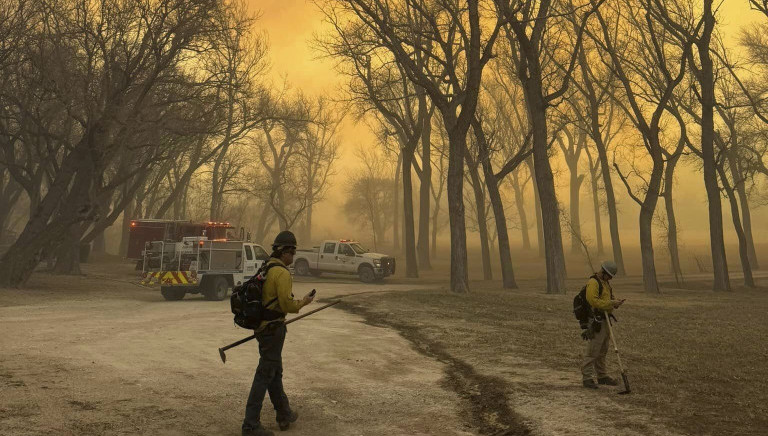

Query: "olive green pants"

xmin=581 ymin=320 xmax=611 ymax=381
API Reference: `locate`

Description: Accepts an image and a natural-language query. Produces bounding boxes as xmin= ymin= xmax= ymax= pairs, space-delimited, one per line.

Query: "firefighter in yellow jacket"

xmin=581 ymin=260 xmax=625 ymax=389
xmin=242 ymin=230 xmax=314 ymax=436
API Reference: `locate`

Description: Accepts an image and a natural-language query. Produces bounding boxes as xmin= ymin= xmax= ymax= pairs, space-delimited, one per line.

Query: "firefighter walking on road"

xmin=242 ymin=230 xmax=315 ymax=436
xmin=581 ymin=260 xmax=625 ymax=389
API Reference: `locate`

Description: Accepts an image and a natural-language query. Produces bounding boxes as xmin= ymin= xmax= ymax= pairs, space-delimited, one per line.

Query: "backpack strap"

xmin=590 ymin=274 xmax=604 ymax=298
xmin=262 ymin=260 xmax=289 ymax=311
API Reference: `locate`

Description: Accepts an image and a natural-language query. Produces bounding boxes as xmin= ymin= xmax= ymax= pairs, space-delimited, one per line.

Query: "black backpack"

xmin=573 ymin=274 xmax=603 ymax=329
xmin=230 ymin=262 xmax=286 ymax=330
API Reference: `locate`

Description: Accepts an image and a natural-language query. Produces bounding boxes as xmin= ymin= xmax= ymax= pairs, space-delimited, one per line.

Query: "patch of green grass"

xmin=342 ymin=280 xmax=768 ymax=436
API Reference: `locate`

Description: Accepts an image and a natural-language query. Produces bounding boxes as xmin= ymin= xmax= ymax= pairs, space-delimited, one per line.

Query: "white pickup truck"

xmin=293 ymin=240 xmax=396 ymax=282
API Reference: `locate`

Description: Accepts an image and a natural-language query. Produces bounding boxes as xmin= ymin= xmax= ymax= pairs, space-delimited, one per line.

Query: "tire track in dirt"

xmin=335 ymin=300 xmax=532 ymax=436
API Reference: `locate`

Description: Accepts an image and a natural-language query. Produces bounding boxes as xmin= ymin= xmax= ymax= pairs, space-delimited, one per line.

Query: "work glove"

xmin=581 ymin=328 xmax=595 ymax=341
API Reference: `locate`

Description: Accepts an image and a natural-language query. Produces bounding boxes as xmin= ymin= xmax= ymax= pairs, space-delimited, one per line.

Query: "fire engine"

xmin=140 ymin=236 xmax=270 ymax=301
xmin=127 ymin=220 xmax=238 ymax=259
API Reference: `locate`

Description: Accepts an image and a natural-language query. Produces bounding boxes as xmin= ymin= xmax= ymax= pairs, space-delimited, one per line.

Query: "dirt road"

xmin=0 ymin=264 xmax=473 ymax=436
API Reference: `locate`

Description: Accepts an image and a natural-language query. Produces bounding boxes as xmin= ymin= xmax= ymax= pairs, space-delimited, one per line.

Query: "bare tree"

xmin=298 ymin=98 xmax=341 ymax=243
xmin=317 ymin=15 xmax=434 ymax=277
xmin=429 ymin=118 xmax=450 ymax=258
xmin=204 ymin=1 xmax=269 ymax=221
xmin=344 ymin=149 xmax=395 ymax=250
xmin=324 ymin=0 xmax=510 ymax=292
xmin=497 ymin=0 xmax=605 ymax=293
xmin=583 ymin=147 xmax=603 ymax=255
xmin=648 ymin=0 xmax=730 ymax=291
xmin=464 ymin=139 xmax=493 ymax=280
xmin=590 ymin=0 xmax=692 ymax=293
xmin=0 ymin=0 xmax=225 ymax=286
xmin=659 ymin=133 xmax=687 ymax=284
xmin=554 ymin=118 xmax=587 ymax=254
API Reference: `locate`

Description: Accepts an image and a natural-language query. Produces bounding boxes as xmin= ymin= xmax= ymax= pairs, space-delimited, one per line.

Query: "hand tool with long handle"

xmin=604 ymin=311 xmax=631 ymax=394
xmin=218 ymin=300 xmax=340 ymax=363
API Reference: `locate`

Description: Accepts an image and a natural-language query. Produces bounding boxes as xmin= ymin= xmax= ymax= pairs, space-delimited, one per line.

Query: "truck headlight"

xmin=373 ymin=260 xmax=381 ymax=267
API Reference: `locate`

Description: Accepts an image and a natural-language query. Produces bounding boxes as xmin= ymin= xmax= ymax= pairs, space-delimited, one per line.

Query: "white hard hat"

xmin=601 ymin=260 xmax=618 ymax=277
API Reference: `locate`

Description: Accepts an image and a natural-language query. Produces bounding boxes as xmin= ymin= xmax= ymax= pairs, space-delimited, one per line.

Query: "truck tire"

xmin=204 ymin=276 xmax=229 ymax=301
xmin=161 ymin=287 xmax=185 ymax=301
xmin=294 ymin=259 xmax=310 ymax=276
xmin=358 ymin=265 xmax=375 ymax=283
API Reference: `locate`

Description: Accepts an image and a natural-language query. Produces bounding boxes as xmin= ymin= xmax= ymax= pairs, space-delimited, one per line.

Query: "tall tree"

xmin=649 ymin=0 xmax=730 ymax=291
xmin=498 ymin=0 xmax=604 ymax=293
xmin=326 ymin=0 xmax=508 ymax=292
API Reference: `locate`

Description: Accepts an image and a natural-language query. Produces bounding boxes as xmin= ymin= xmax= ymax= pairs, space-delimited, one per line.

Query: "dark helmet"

xmin=272 ymin=230 xmax=297 ymax=249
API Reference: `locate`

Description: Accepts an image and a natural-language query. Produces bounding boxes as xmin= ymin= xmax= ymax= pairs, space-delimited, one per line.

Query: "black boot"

xmin=597 ymin=376 xmax=619 ymax=386
xmin=582 ymin=379 xmax=598 ymax=389
xmin=277 ymin=410 xmax=298 ymax=431
xmin=242 ymin=424 xmax=275 ymax=436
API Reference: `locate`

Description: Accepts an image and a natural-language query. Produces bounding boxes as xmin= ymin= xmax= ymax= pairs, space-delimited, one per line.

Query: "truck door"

xmin=337 ymin=243 xmax=358 ymax=273
xmin=243 ymin=245 xmax=257 ymax=281
xmin=252 ymin=245 xmax=269 ymax=269
xmin=319 ymin=242 xmax=339 ymax=272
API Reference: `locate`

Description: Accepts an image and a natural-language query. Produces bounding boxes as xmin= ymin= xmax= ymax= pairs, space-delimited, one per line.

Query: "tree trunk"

xmin=474 ymin=119 xmax=516 ymax=288
xmin=173 ymin=187 xmax=184 ymax=220
xmin=569 ymin=172 xmax=584 ymax=254
xmin=431 ymin=200 xmax=440 ymax=259
xmin=52 ymin=164 xmax=98 ymax=275
xmin=698 ymin=4 xmax=730 ymax=292
xmin=253 ymin=201 xmax=272 ymax=244
xmin=594 ymin=134 xmax=625 ymax=275
xmin=467 ymin=161 xmax=492 ymax=280
xmin=562 ymin=130 xmax=585 ymax=254
xmin=305 ymin=203 xmax=313 ymax=244
xmin=738 ymin=184 xmax=759 ymax=270
xmin=638 ymin=152 xmax=663 ymax=293
xmin=92 ymin=229 xmax=106 ymax=255
xmin=210 ymin=144 xmax=231 ymax=221
xmin=447 ymin=131 xmax=469 ymax=293
xmin=402 ymin=149 xmax=419 ymax=278
xmin=728 ymin=153 xmax=759 ymax=270
xmin=511 ymin=172 xmax=531 ymax=250
xmin=0 ymin=141 xmax=93 ymax=286
xmin=718 ymin=166 xmax=755 ymax=287
xmin=0 ymin=188 xmax=74 ymax=285
xmin=53 ymin=228 xmax=83 ymax=274
xmin=417 ymin=115 xmax=432 ymax=270
xmin=484 ymin=171 xmax=517 ymax=289
xmin=393 ymin=153 xmax=402 ymax=252
xmin=118 ymin=198 xmax=134 ymax=257
xmin=526 ymin=158 xmax=545 ymax=258
xmin=525 ymin=87 xmax=567 ymax=293
xmin=663 ymin=156 xmax=684 ymax=286
xmin=589 ymin=165 xmax=604 ymax=256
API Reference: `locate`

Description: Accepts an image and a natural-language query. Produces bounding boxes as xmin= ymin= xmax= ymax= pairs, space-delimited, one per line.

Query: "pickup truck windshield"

xmin=350 ymin=243 xmax=367 ymax=254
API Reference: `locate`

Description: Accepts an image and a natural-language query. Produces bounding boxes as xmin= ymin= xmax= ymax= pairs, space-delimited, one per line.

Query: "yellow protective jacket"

xmin=585 ymin=276 xmax=615 ymax=314
xmin=257 ymin=258 xmax=304 ymax=330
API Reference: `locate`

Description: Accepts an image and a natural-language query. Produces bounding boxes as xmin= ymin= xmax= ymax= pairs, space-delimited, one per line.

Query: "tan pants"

xmin=581 ymin=320 xmax=611 ymax=381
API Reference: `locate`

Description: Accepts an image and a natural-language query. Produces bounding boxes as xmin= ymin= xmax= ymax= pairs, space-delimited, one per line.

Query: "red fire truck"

xmin=127 ymin=219 xmax=237 ymax=259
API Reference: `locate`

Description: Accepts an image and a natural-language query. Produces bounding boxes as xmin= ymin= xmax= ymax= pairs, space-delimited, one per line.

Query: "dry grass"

xmin=338 ymin=275 xmax=768 ymax=436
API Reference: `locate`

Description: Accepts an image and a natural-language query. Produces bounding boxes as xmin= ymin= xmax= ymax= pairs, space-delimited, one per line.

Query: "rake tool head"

xmin=219 ymin=348 xmax=227 ymax=364
xmin=618 ymin=372 xmax=631 ymax=394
